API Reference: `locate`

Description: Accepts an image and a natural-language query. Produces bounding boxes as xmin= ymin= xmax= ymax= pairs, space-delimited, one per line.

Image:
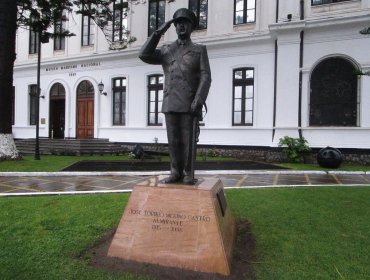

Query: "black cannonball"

xmin=133 ymin=144 xmax=145 ymax=159
xmin=317 ymin=147 xmax=343 ymax=169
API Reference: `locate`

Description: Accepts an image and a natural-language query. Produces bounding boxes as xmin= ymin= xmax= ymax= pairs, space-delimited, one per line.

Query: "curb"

xmin=0 ymin=170 xmax=368 ymax=177
xmin=1 ymin=183 xmax=369 ymax=198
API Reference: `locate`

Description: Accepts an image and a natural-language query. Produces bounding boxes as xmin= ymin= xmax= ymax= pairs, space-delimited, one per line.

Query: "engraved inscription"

xmin=45 ymin=61 xmax=101 ymax=73
xmin=128 ymin=208 xmax=210 ymax=233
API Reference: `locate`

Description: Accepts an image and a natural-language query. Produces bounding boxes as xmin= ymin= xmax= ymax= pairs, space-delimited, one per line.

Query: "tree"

xmin=1 ymin=0 xmax=75 ymax=160
xmin=0 ymin=0 xmax=19 ymax=160
xmin=0 ymin=0 xmax=175 ymax=160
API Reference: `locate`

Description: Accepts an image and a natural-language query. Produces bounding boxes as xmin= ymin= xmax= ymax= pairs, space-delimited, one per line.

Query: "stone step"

xmin=14 ymin=138 xmax=127 ymax=156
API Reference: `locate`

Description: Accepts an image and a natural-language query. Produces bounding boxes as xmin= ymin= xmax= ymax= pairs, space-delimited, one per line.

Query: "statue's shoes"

xmin=164 ymin=174 xmax=181 ymax=184
xmin=182 ymin=175 xmax=195 ymax=185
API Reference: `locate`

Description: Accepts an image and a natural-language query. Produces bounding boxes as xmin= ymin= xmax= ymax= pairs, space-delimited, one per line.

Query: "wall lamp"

xmin=98 ymin=81 xmax=107 ymax=96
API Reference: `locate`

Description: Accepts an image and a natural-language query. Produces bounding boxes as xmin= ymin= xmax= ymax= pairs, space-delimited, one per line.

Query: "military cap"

xmin=172 ymin=8 xmax=197 ymax=28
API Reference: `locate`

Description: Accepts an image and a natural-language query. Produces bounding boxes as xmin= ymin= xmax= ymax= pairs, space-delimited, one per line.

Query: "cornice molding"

xmin=269 ymin=12 xmax=370 ymax=37
xmin=14 ymin=31 xmax=274 ymax=72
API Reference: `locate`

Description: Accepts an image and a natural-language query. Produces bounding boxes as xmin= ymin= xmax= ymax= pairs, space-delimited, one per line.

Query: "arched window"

xmin=50 ymin=83 xmax=65 ymax=99
xmin=310 ymin=57 xmax=359 ymax=126
xmin=77 ymin=80 xmax=94 ymax=97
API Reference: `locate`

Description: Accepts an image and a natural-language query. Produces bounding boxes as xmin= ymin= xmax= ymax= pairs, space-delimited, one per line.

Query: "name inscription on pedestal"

xmin=129 ymin=208 xmax=211 ymax=233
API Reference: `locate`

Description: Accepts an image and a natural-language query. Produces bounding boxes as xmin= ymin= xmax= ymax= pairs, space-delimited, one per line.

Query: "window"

xmin=148 ymin=0 xmax=165 ymax=36
xmin=189 ymin=0 xmax=208 ymax=30
xmin=112 ymin=78 xmax=127 ymax=125
xmin=77 ymin=80 xmax=94 ymax=97
xmin=54 ymin=11 xmax=67 ymax=51
xmin=81 ymin=5 xmax=95 ymax=46
xmin=29 ymin=85 xmax=38 ymax=125
xmin=113 ymin=0 xmax=129 ymax=42
xmin=234 ymin=0 xmax=256 ymax=25
xmin=232 ymin=68 xmax=254 ymax=126
xmin=310 ymin=57 xmax=359 ymax=126
xmin=29 ymin=27 xmax=39 ymax=54
xmin=312 ymin=0 xmax=351 ymax=6
xmin=147 ymin=75 xmax=164 ymax=126
xmin=50 ymin=83 xmax=66 ymax=99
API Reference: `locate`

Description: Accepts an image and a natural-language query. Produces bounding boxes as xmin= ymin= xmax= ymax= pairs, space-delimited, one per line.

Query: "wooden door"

xmin=76 ymin=80 xmax=94 ymax=138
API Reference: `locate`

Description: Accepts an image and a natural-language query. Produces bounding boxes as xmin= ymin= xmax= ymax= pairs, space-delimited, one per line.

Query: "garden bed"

xmin=62 ymin=160 xmax=287 ymax=172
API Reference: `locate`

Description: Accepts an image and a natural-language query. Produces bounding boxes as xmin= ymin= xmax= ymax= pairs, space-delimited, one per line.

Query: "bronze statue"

xmin=139 ymin=8 xmax=211 ymax=184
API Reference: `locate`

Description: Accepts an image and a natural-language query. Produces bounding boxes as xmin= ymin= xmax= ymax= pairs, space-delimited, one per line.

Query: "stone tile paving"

xmin=306 ymin=174 xmax=339 ymax=185
xmin=276 ymin=174 xmax=308 ymax=185
xmin=334 ymin=174 xmax=370 ymax=185
xmin=241 ymin=174 xmax=276 ymax=186
xmin=0 ymin=173 xmax=369 ymax=196
xmin=217 ymin=175 xmax=246 ymax=188
xmin=361 ymin=174 xmax=370 ymax=183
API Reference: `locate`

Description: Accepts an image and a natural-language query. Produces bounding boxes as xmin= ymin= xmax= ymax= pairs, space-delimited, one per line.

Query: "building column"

xmin=271 ymin=23 xmax=304 ymax=145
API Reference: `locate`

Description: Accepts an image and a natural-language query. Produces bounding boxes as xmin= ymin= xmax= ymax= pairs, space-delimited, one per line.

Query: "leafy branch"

xmin=16 ymin=0 xmax=176 ymax=50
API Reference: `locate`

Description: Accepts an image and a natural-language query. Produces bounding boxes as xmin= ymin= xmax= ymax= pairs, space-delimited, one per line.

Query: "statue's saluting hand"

xmin=155 ymin=19 xmax=175 ymax=36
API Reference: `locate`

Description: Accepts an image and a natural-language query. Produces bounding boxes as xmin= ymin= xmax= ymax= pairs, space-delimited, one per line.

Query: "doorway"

xmin=76 ymin=80 xmax=95 ymax=138
xmin=49 ymin=83 xmax=65 ymax=139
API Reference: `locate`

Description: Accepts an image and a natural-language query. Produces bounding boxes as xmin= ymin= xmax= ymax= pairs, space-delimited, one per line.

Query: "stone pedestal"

xmin=108 ymin=176 xmax=236 ymax=276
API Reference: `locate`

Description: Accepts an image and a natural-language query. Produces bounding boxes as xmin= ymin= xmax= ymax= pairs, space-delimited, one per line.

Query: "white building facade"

xmin=12 ymin=0 xmax=370 ymax=150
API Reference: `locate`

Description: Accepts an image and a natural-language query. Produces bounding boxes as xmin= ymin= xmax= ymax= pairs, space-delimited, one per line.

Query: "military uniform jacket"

xmin=139 ymin=32 xmax=212 ymax=113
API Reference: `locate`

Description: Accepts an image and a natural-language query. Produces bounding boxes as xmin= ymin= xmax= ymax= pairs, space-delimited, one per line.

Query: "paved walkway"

xmin=0 ymin=170 xmax=369 ymax=196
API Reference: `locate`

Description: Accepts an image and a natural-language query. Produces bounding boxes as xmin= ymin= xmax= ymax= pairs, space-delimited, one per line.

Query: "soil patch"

xmin=63 ymin=160 xmax=286 ymax=172
xmin=86 ymin=219 xmax=256 ymax=280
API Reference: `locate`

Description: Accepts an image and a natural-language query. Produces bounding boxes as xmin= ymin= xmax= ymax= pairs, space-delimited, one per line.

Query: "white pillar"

xmin=270 ymin=22 xmax=304 ymax=144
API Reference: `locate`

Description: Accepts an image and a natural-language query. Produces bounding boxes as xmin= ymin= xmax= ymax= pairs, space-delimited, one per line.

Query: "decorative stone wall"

xmin=343 ymin=153 xmax=370 ymax=164
xmin=121 ymin=143 xmax=370 ymax=165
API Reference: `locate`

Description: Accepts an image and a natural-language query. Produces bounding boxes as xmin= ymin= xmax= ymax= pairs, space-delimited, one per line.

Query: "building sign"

xmin=45 ymin=61 xmax=101 ymax=73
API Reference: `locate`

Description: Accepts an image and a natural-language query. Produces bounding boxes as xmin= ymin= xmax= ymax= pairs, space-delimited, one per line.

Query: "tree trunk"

xmin=0 ymin=134 xmax=20 ymax=160
xmin=0 ymin=0 xmax=20 ymax=160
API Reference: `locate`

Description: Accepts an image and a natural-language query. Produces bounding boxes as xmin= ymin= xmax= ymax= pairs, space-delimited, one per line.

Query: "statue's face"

xmin=175 ymin=18 xmax=193 ymax=38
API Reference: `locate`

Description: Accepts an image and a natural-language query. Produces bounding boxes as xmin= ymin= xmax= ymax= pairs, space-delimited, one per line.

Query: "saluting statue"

xmin=139 ymin=8 xmax=212 ymax=184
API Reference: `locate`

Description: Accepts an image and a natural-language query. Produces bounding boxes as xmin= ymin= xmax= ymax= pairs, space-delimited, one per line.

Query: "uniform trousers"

xmin=165 ymin=113 xmax=194 ymax=178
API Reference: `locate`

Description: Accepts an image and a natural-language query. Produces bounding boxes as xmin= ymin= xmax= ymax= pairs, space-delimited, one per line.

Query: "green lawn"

xmin=0 ymin=187 xmax=369 ymax=279
xmin=0 ymin=155 xmax=132 ymax=172
xmin=227 ymin=187 xmax=370 ymax=279
xmin=0 ymin=155 xmax=369 ymax=172
xmin=277 ymin=162 xmax=370 ymax=172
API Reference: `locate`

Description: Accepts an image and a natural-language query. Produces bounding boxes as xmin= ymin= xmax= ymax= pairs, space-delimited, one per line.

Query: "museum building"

xmin=12 ymin=0 xmax=370 ymax=154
